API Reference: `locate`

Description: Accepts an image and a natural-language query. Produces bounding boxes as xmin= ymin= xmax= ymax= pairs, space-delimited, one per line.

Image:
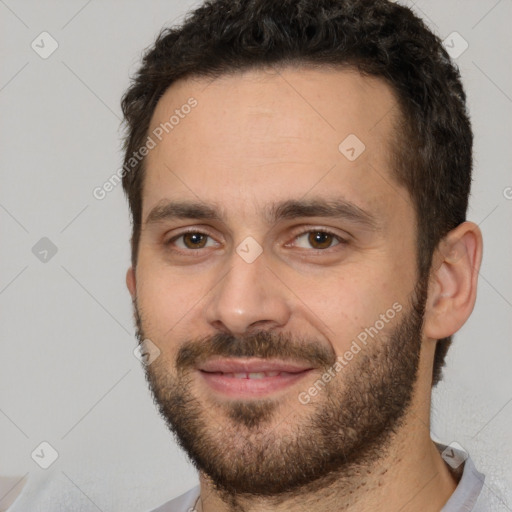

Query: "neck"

xmin=195 ymin=405 xmax=458 ymax=512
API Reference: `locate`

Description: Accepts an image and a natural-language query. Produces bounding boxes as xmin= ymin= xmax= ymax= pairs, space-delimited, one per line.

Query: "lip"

xmin=198 ymin=357 xmax=312 ymax=374
xmin=197 ymin=358 xmax=314 ymax=398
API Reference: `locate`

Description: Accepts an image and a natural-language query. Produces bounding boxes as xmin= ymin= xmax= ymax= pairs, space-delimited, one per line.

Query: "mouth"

xmin=197 ymin=358 xmax=314 ymax=398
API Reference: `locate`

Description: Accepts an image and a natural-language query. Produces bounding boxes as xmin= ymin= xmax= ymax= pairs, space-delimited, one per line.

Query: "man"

xmin=121 ymin=0 xmax=488 ymax=510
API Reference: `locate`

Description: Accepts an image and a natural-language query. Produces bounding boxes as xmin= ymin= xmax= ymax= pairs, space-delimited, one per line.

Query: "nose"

xmin=204 ymin=245 xmax=291 ymax=336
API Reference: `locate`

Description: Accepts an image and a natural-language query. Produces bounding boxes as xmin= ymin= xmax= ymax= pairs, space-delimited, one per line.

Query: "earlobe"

xmin=423 ymin=222 xmax=483 ymax=340
xmin=126 ymin=267 xmax=136 ymax=299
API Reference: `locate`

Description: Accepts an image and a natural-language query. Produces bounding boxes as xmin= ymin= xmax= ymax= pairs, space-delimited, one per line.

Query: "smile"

xmin=197 ymin=359 xmax=313 ymax=398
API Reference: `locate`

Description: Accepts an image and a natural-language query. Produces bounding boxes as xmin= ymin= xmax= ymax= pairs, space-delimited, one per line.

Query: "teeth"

xmin=223 ymin=371 xmax=282 ymax=379
xmin=246 ymin=372 xmax=266 ymax=379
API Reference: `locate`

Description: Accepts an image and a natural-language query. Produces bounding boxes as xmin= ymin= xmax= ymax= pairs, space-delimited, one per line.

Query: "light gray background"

xmin=0 ymin=0 xmax=511 ymax=510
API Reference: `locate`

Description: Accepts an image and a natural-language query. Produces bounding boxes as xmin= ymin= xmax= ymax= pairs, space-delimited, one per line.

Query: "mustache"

xmin=174 ymin=330 xmax=337 ymax=372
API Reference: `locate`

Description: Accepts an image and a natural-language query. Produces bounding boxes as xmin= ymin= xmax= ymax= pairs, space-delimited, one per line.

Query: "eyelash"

xmin=165 ymin=228 xmax=349 ymax=254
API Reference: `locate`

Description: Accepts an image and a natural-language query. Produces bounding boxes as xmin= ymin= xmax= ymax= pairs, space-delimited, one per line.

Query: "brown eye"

xmin=182 ymin=232 xmax=208 ymax=249
xmin=165 ymin=230 xmax=219 ymax=254
xmin=291 ymin=229 xmax=347 ymax=251
xmin=304 ymin=231 xmax=338 ymax=249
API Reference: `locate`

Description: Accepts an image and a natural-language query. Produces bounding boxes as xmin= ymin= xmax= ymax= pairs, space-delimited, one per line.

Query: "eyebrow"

xmin=144 ymin=197 xmax=379 ymax=230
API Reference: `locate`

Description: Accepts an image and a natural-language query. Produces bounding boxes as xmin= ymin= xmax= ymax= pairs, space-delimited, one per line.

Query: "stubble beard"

xmin=134 ymin=277 xmax=427 ymax=499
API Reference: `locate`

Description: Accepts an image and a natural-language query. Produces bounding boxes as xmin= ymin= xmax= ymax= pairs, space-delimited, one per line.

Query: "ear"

xmin=423 ymin=222 xmax=483 ymax=340
xmin=126 ymin=266 xmax=136 ymax=299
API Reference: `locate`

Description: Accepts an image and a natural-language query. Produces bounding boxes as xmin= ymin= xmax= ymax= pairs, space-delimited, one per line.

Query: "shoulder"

xmin=436 ymin=442 xmax=509 ymax=512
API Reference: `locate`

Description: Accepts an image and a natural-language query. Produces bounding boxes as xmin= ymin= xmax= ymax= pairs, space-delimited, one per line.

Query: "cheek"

xmin=135 ymin=265 xmax=206 ymax=350
xmin=290 ymin=267 xmax=405 ymax=352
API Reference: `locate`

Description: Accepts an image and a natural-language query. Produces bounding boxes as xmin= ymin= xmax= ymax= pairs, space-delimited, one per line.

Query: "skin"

xmin=126 ymin=66 xmax=483 ymax=511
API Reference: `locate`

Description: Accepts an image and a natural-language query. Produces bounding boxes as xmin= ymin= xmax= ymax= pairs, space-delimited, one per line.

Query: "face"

xmin=128 ymin=66 xmax=427 ymax=496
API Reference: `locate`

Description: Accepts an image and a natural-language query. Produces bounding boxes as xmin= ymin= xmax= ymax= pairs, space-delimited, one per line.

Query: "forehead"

xmin=143 ymin=66 xmax=410 ymax=225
